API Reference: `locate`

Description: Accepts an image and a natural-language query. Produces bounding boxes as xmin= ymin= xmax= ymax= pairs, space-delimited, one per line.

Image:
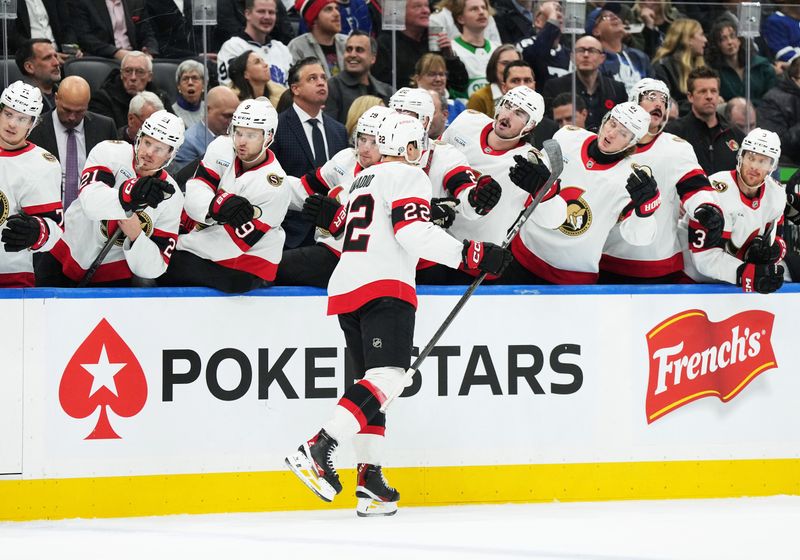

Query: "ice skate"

xmin=285 ymin=429 xmax=342 ymax=502
xmin=355 ymin=463 xmax=399 ymax=517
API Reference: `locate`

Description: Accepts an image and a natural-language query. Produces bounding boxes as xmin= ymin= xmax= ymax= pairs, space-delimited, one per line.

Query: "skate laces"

xmin=372 ymin=465 xmax=395 ymax=492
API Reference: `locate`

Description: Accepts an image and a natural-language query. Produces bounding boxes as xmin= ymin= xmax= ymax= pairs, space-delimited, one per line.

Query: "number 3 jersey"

xmin=0 ymin=142 xmax=63 ymax=286
xmin=50 ymin=141 xmax=183 ymax=283
xmin=182 ymin=136 xmax=290 ymax=281
xmin=327 ymin=161 xmax=465 ymax=316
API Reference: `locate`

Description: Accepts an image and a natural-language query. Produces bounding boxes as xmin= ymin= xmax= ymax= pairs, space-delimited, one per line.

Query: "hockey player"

xmin=285 ymin=113 xmax=512 ymax=517
xmin=680 ymin=128 xmax=785 ymax=293
xmin=0 ymin=81 xmax=63 ymax=287
xmin=600 ymin=78 xmax=722 ymax=283
xmin=161 ymin=97 xmax=290 ymax=293
xmin=38 ymin=110 xmax=183 ymax=286
xmin=501 ymin=102 xmax=659 ymax=284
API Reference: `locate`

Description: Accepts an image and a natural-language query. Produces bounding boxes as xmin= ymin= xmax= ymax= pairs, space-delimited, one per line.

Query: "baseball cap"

xmin=585 ymin=2 xmax=622 ymax=35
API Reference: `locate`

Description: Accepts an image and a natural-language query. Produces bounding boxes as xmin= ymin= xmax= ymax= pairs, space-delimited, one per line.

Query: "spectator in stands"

xmin=628 ymin=0 xmax=682 ymax=59
xmin=215 ymin=0 xmax=295 ymax=49
xmin=15 ymin=39 xmax=62 ymax=113
xmin=5 ymin=0 xmax=80 ymax=60
xmin=588 ymin=2 xmax=653 ymax=92
xmin=665 ymin=66 xmax=744 ymax=174
xmin=429 ymin=0 xmax=502 ymax=44
xmin=763 ymin=3 xmax=800 ymax=65
xmin=706 ymin=20 xmax=776 ymax=106
xmin=289 ymin=0 xmax=348 ymax=78
xmin=89 ymin=51 xmax=171 ymax=129
xmin=373 ymin=0 xmax=469 ymax=93
xmin=143 ymin=0 xmax=199 ymax=59
xmin=518 ymin=1 xmax=570 ymax=92
xmin=296 ymin=0 xmax=372 ymax=36
xmin=449 ymin=0 xmax=499 ymax=100
xmin=70 ymin=0 xmax=158 ymax=59
xmin=217 ymin=0 xmax=293 ymax=87
xmin=411 ymin=53 xmax=467 ymax=126
xmin=228 ymin=50 xmax=287 ymax=108
xmin=171 ymin=60 xmax=206 ymax=129
xmin=652 ymin=19 xmax=707 ymax=114
xmin=171 ymin=86 xmax=241 ymax=173
xmin=271 ymin=57 xmax=348 ymax=249
xmin=551 ymin=92 xmax=588 ymax=129
xmin=758 ymin=56 xmax=800 ymax=165
xmin=27 ymin=76 xmax=118 ymax=209
xmin=344 ymin=95 xmax=385 ymax=140
xmin=324 ymin=31 xmax=393 ymax=123
xmin=119 ymin=91 xmax=165 ymax=144
xmin=724 ymin=97 xmax=756 ymax=135
xmin=466 ymin=44 xmax=520 ymax=118
xmin=492 ymin=0 xmax=534 ymax=45
xmin=541 ymin=35 xmax=627 ymax=132
xmin=502 ymin=60 xmax=536 ymax=91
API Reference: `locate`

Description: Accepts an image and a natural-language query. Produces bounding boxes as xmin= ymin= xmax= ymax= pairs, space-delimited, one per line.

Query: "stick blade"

xmin=542 ymin=138 xmax=564 ymax=177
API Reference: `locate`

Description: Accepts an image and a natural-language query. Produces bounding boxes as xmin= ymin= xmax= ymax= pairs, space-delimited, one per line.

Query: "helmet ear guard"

xmin=135 ymin=110 xmax=185 ymax=169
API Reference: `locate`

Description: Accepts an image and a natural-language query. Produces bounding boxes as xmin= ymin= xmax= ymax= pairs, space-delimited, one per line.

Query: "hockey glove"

xmin=430 ymin=197 xmax=459 ymax=228
xmin=625 ymin=167 xmax=660 ymax=218
xmin=692 ymin=203 xmax=725 ymax=248
xmin=737 ymin=262 xmax=784 ymax=294
xmin=209 ymin=192 xmax=257 ymax=228
xmin=119 ymin=176 xmax=175 ymax=212
xmin=785 ymin=169 xmax=800 ymax=225
xmin=1 ymin=214 xmax=49 ymax=252
xmin=509 ymin=153 xmax=558 ymax=201
xmin=302 ymin=193 xmax=347 ymax=237
xmin=462 ymin=240 xmax=513 ymax=276
xmin=744 ymin=234 xmax=785 ymax=265
xmin=467 ymin=175 xmax=502 ymax=215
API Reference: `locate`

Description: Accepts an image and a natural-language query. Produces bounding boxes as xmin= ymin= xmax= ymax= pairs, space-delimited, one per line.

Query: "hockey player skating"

xmin=285 ymin=113 xmax=512 ymax=517
xmin=0 ymin=81 xmax=63 ymax=286
xmin=161 ymin=97 xmax=289 ymax=293
xmin=680 ymin=128 xmax=785 ymax=293
xmin=500 ymin=102 xmax=659 ymax=284
xmin=38 ymin=110 xmax=184 ymax=286
xmin=601 ymin=78 xmax=722 ymax=283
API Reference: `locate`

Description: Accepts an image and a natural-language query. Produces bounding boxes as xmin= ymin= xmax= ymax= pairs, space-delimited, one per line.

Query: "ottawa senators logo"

xmin=100 ymin=211 xmax=154 ymax=246
xmin=558 ymin=187 xmax=592 ymax=236
xmin=42 ymin=152 xmax=58 ymax=163
xmin=711 ymin=179 xmax=728 ymax=192
xmin=0 ymin=190 xmax=8 ymax=227
xmin=267 ymin=173 xmax=283 ymax=187
xmin=726 ymin=139 xmax=739 ymax=152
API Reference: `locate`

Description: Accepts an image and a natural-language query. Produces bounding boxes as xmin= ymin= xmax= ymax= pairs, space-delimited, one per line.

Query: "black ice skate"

xmin=285 ymin=429 xmax=342 ymax=502
xmin=355 ymin=463 xmax=400 ymax=517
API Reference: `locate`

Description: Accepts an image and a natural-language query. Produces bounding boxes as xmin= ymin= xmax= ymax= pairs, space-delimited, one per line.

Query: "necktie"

xmin=308 ymin=118 xmax=327 ymax=167
xmin=64 ymin=128 xmax=79 ymax=208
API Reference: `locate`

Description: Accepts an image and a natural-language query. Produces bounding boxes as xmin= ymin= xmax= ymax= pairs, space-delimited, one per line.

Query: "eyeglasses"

xmin=423 ymin=71 xmax=448 ymax=79
xmin=575 ymin=47 xmax=603 ymax=55
xmin=122 ymin=67 xmax=148 ymax=77
xmin=180 ymin=75 xmax=203 ymax=83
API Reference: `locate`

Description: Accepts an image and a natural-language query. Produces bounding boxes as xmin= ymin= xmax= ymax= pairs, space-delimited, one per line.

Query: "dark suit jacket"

xmin=69 ymin=0 xmax=159 ymax=58
xmin=5 ymin=0 xmax=78 ymax=54
xmin=271 ymin=106 xmax=348 ymax=249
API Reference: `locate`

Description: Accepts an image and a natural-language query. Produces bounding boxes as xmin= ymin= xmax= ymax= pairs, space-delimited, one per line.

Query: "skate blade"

xmin=285 ymin=454 xmax=336 ymax=503
xmin=356 ymin=497 xmax=398 ymax=517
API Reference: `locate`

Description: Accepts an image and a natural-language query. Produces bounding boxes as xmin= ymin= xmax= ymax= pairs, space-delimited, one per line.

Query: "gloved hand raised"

xmin=119 ymin=176 xmax=174 ymax=212
xmin=302 ymin=193 xmax=347 ymax=237
xmin=625 ymin=167 xmax=660 ymax=218
xmin=467 ymin=175 xmax=501 ymax=215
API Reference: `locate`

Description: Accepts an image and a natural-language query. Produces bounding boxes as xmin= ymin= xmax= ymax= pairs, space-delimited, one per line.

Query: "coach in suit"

xmin=272 ymin=57 xmax=348 ymax=249
xmin=69 ymin=0 xmax=159 ymax=60
xmin=28 ymin=76 xmax=118 ymax=209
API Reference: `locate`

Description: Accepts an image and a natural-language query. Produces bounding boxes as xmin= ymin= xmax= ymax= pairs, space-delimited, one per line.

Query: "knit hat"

xmin=295 ymin=0 xmax=338 ymax=29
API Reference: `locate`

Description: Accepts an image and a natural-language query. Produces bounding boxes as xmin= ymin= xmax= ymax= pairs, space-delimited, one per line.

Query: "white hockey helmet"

xmin=356 ymin=105 xmax=394 ymax=138
xmin=738 ymin=127 xmax=781 ymax=172
xmin=0 ymin=81 xmax=43 ymax=133
xmin=377 ymin=112 xmax=427 ymax=164
xmin=629 ymin=78 xmax=672 ymax=132
xmin=600 ymin=101 xmax=651 ymax=147
xmin=230 ymin=97 xmax=279 ymax=149
xmin=389 ymin=87 xmax=435 ymax=131
xmin=136 ymin=110 xmax=185 ymax=168
xmin=495 ymin=85 xmax=545 ymax=135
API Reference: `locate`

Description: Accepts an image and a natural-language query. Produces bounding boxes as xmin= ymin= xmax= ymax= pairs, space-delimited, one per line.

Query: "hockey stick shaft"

xmin=77 ymin=226 xmax=126 ymax=287
xmin=380 ymin=139 xmax=565 ymax=412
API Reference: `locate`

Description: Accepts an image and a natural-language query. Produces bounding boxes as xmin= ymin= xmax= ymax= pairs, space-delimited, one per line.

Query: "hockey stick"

xmin=379 ymin=139 xmax=565 ymax=412
xmin=77 ymin=217 xmax=130 ymax=287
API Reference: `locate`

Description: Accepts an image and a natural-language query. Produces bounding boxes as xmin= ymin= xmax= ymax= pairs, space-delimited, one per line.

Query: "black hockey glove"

xmin=119 ymin=176 xmax=174 ymax=212
xmin=209 ymin=191 xmax=256 ymax=228
xmin=692 ymin=203 xmax=725 ymax=248
xmin=1 ymin=213 xmax=49 ymax=252
xmin=625 ymin=167 xmax=660 ymax=218
xmin=509 ymin=153 xmax=557 ymax=201
xmin=462 ymin=240 xmax=513 ymax=276
xmin=784 ymin=169 xmax=800 ymax=225
xmin=737 ymin=262 xmax=784 ymax=294
xmin=430 ymin=197 xmax=459 ymax=228
xmin=467 ymin=175 xmax=501 ymax=215
xmin=744 ymin=235 xmax=785 ymax=265
xmin=302 ymin=193 xmax=347 ymax=237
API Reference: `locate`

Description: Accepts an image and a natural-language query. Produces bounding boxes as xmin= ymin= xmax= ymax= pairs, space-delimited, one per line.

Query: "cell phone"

xmin=62 ymin=44 xmax=80 ymax=56
xmin=625 ymin=23 xmax=645 ymax=34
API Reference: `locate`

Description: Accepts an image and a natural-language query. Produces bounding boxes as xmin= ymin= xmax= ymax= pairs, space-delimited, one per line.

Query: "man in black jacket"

xmin=69 ymin=0 xmax=159 ymax=60
xmin=758 ymin=57 xmax=800 ymax=166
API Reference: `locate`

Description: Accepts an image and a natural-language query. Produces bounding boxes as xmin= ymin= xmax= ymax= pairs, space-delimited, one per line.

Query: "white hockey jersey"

xmin=181 ymin=136 xmax=290 ymax=281
xmin=601 ymin=132 xmax=716 ymax=278
xmin=0 ymin=142 xmax=63 ymax=287
xmin=50 ymin=141 xmax=183 ymax=283
xmin=450 ymin=38 xmax=499 ymax=99
xmin=217 ymin=35 xmax=293 ymax=86
xmin=327 ymin=161 xmax=465 ymax=315
xmin=680 ymin=170 xmax=786 ymax=285
xmin=512 ymin=126 xmax=657 ymax=284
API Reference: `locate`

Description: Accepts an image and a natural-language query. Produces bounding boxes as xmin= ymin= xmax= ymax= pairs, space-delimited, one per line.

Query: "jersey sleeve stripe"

xmin=443 ymin=165 xmax=476 ymax=197
xmin=80 ymin=166 xmax=115 ymax=190
xmin=195 ymin=163 xmax=221 ymax=191
xmin=215 ymin=253 xmax=278 ymax=281
xmin=391 ymin=196 xmax=431 ymax=233
xmin=22 ymin=201 xmax=63 ymax=215
xmin=300 ymin=167 xmax=330 ymax=196
xmin=223 ymin=220 xmax=272 ymax=252
xmin=677 ymin=169 xmax=712 ymax=201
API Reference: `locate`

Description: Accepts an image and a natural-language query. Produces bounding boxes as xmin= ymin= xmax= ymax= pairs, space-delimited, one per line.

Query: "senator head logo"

xmin=59 ymin=318 xmax=147 ymax=439
xmin=558 ymin=187 xmax=591 ymax=236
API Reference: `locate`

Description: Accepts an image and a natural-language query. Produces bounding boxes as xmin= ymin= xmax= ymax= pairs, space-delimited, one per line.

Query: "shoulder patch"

xmin=711 ymin=179 xmax=728 ymax=192
xmin=42 ymin=152 xmax=57 ymax=162
xmin=267 ymin=173 xmax=283 ymax=187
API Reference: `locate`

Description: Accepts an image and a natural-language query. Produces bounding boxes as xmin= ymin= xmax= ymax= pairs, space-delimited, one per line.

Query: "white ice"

xmin=1 ymin=497 xmax=798 ymax=559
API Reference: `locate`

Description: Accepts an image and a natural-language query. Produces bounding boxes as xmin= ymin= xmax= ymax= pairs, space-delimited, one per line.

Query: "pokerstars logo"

xmin=645 ymin=309 xmax=777 ymax=424
xmin=59 ymin=318 xmax=147 ymax=439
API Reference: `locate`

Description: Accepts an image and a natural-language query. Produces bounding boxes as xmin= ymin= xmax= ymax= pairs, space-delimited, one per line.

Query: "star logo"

xmin=82 ymin=345 xmax=126 ymax=398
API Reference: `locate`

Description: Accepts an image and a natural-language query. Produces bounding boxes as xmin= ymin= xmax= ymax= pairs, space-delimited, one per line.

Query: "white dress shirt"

xmin=52 ymin=112 xmax=88 ymax=194
xmin=25 ymin=0 xmax=56 ymax=45
xmin=292 ymin=103 xmax=330 ymax=161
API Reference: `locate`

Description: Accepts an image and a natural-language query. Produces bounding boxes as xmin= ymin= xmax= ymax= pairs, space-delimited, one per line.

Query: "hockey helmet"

xmin=629 ymin=78 xmax=672 ymax=132
xmin=0 ymin=81 xmax=43 ymax=133
xmin=738 ymin=127 xmax=781 ymax=172
xmin=496 ymin=86 xmax=545 ymax=134
xmin=389 ymin=88 xmax=435 ymax=131
xmin=356 ymin=106 xmax=395 ymax=138
xmin=600 ymin=102 xmax=651 ymax=146
xmin=230 ymin=97 xmax=279 ymax=149
xmin=135 ymin=110 xmax=185 ymax=168
xmin=377 ymin=112 xmax=427 ymax=164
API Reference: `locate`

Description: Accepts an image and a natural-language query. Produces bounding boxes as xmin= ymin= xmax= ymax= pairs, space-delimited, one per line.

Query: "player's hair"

xmin=686 ymin=66 xmax=720 ymax=93
xmin=552 ymin=92 xmax=587 ymax=112
xmin=14 ymin=38 xmax=53 ymax=77
xmin=502 ymin=60 xmax=533 ymax=84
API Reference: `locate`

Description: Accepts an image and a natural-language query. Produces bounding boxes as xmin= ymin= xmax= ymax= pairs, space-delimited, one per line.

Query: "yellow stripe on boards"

xmin=1 ymin=458 xmax=798 ymax=521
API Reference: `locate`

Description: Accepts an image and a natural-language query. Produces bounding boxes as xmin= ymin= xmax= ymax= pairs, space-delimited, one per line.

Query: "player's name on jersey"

xmin=349 ymin=173 xmax=376 ymax=193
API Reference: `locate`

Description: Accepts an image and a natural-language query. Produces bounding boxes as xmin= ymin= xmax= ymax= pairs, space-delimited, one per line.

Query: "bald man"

xmin=28 ymin=75 xmax=118 ymax=208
